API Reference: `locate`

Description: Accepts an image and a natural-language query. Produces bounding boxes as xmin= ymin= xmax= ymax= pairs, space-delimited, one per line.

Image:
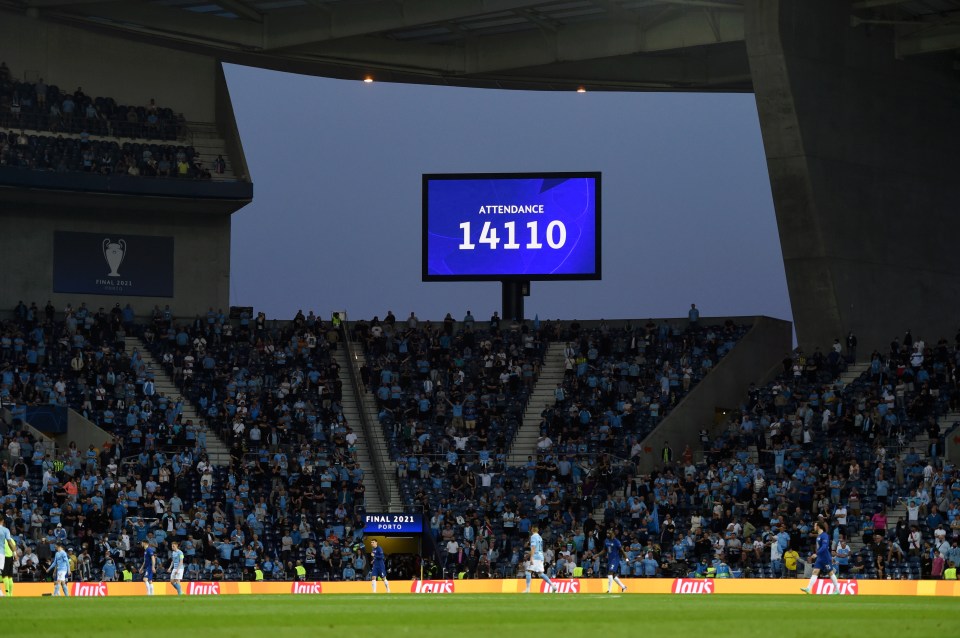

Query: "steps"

xmin=185 ymin=121 xmax=239 ymax=182
xmin=837 ymin=362 xmax=872 ymax=387
xmin=331 ymin=346 xmax=397 ymax=511
xmin=123 ymin=336 xmax=231 ymax=466
xmin=883 ymin=407 xmax=960 ymax=526
xmin=335 ymin=344 xmax=402 ymax=511
xmin=847 ymin=405 xmax=959 ymax=552
xmin=507 ymin=343 xmax=565 ymax=466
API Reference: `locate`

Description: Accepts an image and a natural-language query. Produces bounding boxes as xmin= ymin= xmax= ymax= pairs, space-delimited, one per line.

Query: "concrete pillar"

xmin=745 ymin=0 xmax=960 ymax=354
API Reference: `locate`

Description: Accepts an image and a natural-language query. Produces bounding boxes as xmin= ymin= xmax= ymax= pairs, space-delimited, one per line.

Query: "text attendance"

xmin=477 ymin=204 xmax=544 ymax=214
xmin=422 ymin=172 xmax=601 ymax=281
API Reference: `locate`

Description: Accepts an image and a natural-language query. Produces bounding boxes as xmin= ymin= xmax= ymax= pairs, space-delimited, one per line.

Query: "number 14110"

xmin=458 ymin=220 xmax=567 ymax=250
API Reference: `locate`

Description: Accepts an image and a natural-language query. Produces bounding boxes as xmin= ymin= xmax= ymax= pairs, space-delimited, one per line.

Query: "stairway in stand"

xmin=123 ymin=336 xmax=231 ymax=466
xmin=507 ymin=343 xmax=565 ymax=466
xmin=837 ymin=362 xmax=872 ymax=387
xmin=879 ymin=407 xmax=960 ymax=529
xmin=331 ymin=346 xmax=400 ymax=511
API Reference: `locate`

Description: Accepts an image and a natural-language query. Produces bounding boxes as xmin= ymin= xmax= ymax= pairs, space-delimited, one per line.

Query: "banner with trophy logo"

xmin=52 ymin=231 xmax=174 ymax=297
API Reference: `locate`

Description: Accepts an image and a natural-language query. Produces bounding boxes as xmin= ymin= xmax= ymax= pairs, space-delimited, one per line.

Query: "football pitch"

xmin=4 ymin=594 xmax=953 ymax=637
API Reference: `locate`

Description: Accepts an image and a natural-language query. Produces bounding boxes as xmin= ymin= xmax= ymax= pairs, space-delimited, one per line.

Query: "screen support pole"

xmin=501 ymin=280 xmax=529 ymax=322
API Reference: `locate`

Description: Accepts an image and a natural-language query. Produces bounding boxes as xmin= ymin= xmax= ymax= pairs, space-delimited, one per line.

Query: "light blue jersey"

xmin=171 ymin=549 xmax=184 ymax=569
xmin=53 ymin=549 xmax=70 ymax=572
xmin=0 ymin=525 xmax=12 ymax=553
xmin=530 ymin=533 xmax=544 ymax=561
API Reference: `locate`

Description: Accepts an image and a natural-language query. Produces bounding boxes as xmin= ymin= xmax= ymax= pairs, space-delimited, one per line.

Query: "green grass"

xmin=5 ymin=595 xmax=955 ymax=638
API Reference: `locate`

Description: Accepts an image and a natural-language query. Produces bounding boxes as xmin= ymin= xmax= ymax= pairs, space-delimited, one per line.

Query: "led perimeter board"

xmin=422 ymin=172 xmax=601 ymax=281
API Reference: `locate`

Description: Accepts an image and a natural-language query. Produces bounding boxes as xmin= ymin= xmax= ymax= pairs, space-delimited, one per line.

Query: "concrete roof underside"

xmin=1 ymin=0 xmax=958 ymax=92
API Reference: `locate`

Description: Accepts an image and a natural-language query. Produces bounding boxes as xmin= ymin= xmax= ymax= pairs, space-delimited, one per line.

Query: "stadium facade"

xmin=1 ymin=0 xmax=958 ymax=352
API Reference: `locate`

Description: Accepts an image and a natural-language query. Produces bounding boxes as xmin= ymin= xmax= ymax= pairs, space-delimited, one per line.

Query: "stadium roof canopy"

xmin=3 ymin=0 xmax=959 ymax=92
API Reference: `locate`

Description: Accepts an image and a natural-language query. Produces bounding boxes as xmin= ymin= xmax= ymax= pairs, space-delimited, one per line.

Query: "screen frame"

xmin=421 ymin=171 xmax=602 ymax=282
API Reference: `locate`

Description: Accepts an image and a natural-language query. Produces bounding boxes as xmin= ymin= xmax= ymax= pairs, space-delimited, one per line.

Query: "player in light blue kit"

xmin=142 ymin=540 xmax=157 ymax=596
xmin=601 ymin=529 xmax=629 ymax=593
xmin=529 ymin=526 xmax=558 ymax=593
xmin=168 ymin=541 xmax=184 ymax=596
xmin=370 ymin=539 xmax=391 ymax=593
xmin=801 ymin=520 xmax=840 ymax=594
xmin=0 ymin=517 xmax=13 ymax=597
xmin=48 ymin=542 xmax=70 ymax=596
xmin=522 ymin=553 xmax=533 ymax=593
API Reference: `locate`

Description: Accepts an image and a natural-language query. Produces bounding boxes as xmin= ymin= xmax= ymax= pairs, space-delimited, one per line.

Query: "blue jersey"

xmin=604 ymin=537 xmax=623 ymax=566
xmin=53 ymin=549 xmax=70 ymax=572
xmin=816 ymin=532 xmax=831 ymax=560
xmin=530 ymin=533 xmax=544 ymax=561
xmin=813 ymin=531 xmax=833 ymax=571
xmin=143 ymin=546 xmax=156 ymax=575
xmin=371 ymin=546 xmax=387 ymax=577
xmin=170 ymin=549 xmax=184 ymax=569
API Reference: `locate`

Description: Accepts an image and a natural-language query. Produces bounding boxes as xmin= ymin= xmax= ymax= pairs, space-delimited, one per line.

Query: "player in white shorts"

xmin=528 ymin=526 xmax=557 ymax=592
xmin=48 ymin=542 xmax=70 ymax=596
xmin=168 ymin=541 xmax=184 ymax=595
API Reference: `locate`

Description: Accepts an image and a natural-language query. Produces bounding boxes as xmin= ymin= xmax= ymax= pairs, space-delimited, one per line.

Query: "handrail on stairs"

xmin=341 ymin=325 xmax=392 ymax=511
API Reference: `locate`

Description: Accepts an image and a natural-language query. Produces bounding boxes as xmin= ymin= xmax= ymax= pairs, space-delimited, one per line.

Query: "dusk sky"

xmin=224 ymin=63 xmax=790 ymax=325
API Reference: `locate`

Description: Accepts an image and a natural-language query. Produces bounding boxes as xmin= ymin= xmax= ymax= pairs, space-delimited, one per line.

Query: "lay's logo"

xmin=188 ymin=582 xmax=221 ymax=595
xmin=671 ymin=579 xmax=714 ymax=594
xmin=411 ymin=580 xmax=455 ymax=594
xmin=291 ymin=582 xmax=323 ymax=594
xmin=813 ymin=580 xmax=858 ymax=595
xmin=71 ymin=582 xmax=108 ymax=597
xmin=540 ymin=579 xmax=580 ymax=593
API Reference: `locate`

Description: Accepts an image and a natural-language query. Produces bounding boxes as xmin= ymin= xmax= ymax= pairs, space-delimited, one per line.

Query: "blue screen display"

xmin=363 ymin=513 xmax=423 ymax=534
xmin=423 ymin=173 xmax=600 ymax=280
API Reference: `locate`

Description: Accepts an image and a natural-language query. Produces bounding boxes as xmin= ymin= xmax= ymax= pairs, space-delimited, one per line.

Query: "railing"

xmin=342 ymin=326 xmax=392 ymax=512
xmin=392 ymin=451 xmax=637 ymax=480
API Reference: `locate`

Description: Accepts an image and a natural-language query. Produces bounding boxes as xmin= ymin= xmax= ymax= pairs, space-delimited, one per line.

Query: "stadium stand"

xmin=0 ymin=129 xmax=211 ymax=179
xmin=1 ymin=304 xmax=957 ymax=585
xmin=0 ymin=63 xmax=228 ymax=180
xmin=0 ymin=73 xmax=182 ymax=140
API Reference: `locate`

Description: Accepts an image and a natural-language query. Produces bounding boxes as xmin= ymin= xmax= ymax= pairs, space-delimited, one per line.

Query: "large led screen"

xmin=423 ymin=173 xmax=601 ymax=281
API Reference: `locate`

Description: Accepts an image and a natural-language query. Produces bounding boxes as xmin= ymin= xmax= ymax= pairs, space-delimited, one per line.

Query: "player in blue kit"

xmin=370 ymin=539 xmax=391 ymax=593
xmin=601 ymin=529 xmax=629 ymax=593
xmin=529 ymin=526 xmax=558 ymax=593
xmin=141 ymin=540 xmax=156 ymax=596
xmin=48 ymin=542 xmax=70 ymax=596
xmin=168 ymin=541 xmax=184 ymax=596
xmin=801 ymin=520 xmax=841 ymax=594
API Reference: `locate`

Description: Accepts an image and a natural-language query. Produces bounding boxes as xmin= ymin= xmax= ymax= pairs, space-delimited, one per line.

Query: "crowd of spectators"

xmin=2 ymin=298 xmax=957 ymax=584
xmin=569 ymin=331 xmax=960 ymax=581
xmin=0 ymin=129 xmax=216 ymax=179
xmin=0 ymin=302 xmax=402 ymax=584
xmin=0 ymin=62 xmax=182 ymax=140
xmin=0 ymin=62 xmax=226 ymax=179
xmin=353 ymin=311 xmax=755 ymax=579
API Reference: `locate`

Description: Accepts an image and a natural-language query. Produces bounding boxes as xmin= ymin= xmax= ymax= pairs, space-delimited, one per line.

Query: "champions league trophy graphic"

xmin=102 ymin=238 xmax=127 ymax=277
